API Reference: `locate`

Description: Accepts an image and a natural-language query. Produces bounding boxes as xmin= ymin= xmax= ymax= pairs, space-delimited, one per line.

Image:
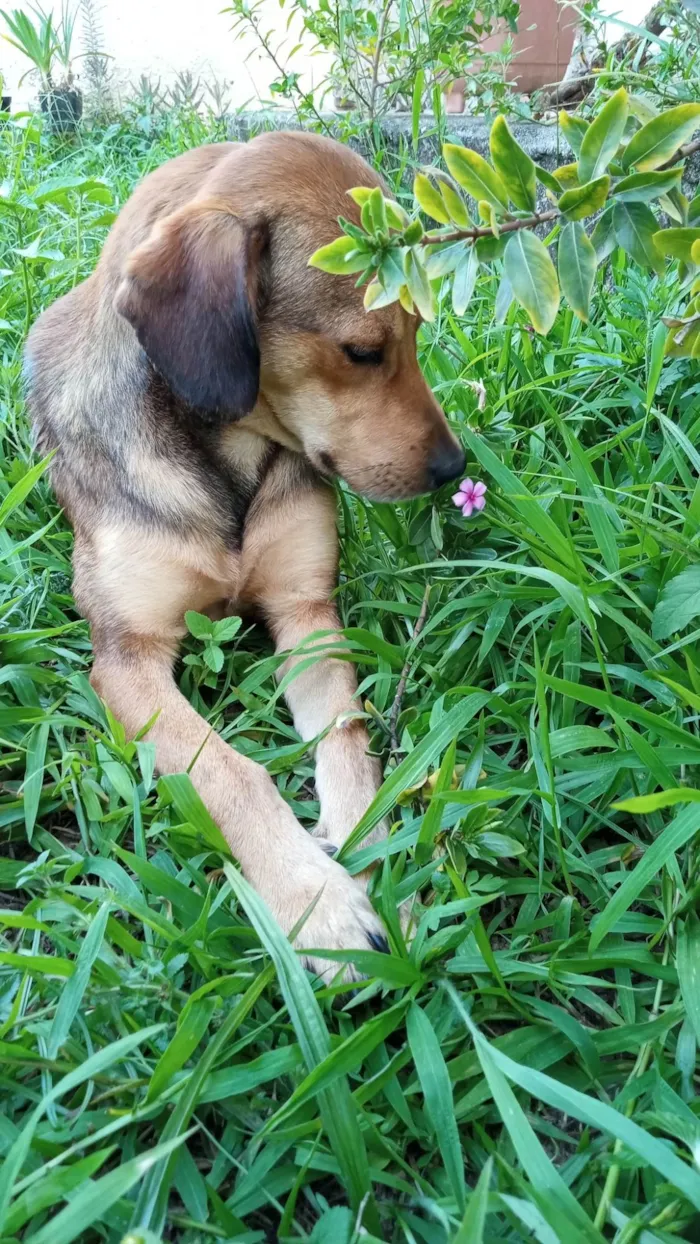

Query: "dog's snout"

xmin=427 ymin=440 xmax=466 ymax=490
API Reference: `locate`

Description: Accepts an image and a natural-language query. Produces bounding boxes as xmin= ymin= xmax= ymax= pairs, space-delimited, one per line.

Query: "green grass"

xmin=3 ymin=104 xmax=700 ymax=1243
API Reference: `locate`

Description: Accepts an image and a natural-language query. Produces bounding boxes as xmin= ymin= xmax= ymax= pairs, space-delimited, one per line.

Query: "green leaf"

xmin=447 ymin=988 xmax=604 ymax=1242
xmin=146 ymin=998 xmax=219 ymax=1102
xmin=407 ymin=1004 xmax=465 ymax=1213
xmin=414 ymin=172 xmax=450 ymax=223
xmin=612 ymin=200 xmax=664 ymax=272
xmin=27 ymin=1134 xmax=192 ymax=1244
xmin=613 ymin=166 xmax=683 ymax=202
xmin=677 ymin=913 xmax=700 ymax=1045
xmin=558 ymin=221 xmax=597 ymax=322
xmin=559 ymin=111 xmax=589 ymax=158
xmin=558 ymin=175 xmax=610 ymax=222
xmin=47 ymin=900 xmax=111 ymax=1059
xmin=411 ymin=68 xmax=424 ymax=151
xmin=614 ymin=788 xmax=700 ymax=813
xmin=416 ymin=739 xmax=456 ymax=866
xmin=653 ymin=226 xmax=700 ymax=260
xmin=621 ymin=102 xmax=700 ymax=171
xmin=652 ymin=565 xmax=700 ymax=639
xmin=489 ymin=115 xmax=536 ymax=211
xmin=23 ymin=720 xmax=49 ymax=841
xmin=591 ymin=203 xmax=617 ymax=261
xmin=452 ymin=246 xmax=478 ymax=317
xmin=578 ymin=87 xmax=629 ymax=182
xmin=403 ymin=248 xmax=434 ymax=321
xmin=436 ymin=175 xmax=471 ymax=227
xmin=590 ymin=801 xmax=700 ymax=951
xmin=308 ymin=235 xmax=371 ymax=275
xmin=535 ymin=164 xmax=563 ymax=194
xmin=504 ymin=230 xmax=560 ymax=335
xmin=452 ymin=1158 xmax=492 ymax=1242
xmin=184 ymin=610 xmax=213 ymax=639
xmin=0 ymin=453 xmax=53 ymax=528
xmin=4 ymin=1150 xmax=114 ymax=1236
xmin=223 ymin=864 xmax=376 ymax=1223
xmin=452 ymin=987 xmax=700 ymax=1216
xmin=443 ymin=143 xmax=508 ymax=211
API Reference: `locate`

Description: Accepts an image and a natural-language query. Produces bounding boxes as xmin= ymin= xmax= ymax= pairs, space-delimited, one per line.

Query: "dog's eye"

xmin=343 ymin=344 xmax=384 ymax=366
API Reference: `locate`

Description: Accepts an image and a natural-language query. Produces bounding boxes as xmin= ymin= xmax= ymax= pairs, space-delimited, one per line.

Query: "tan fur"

xmin=26 ymin=131 xmax=466 ymax=977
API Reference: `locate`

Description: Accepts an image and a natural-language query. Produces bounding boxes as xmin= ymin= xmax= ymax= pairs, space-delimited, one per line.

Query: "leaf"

xmin=0 ymin=453 xmax=53 ymax=527
xmin=536 ymin=164 xmax=563 ymax=194
xmin=27 ymin=1134 xmax=192 ymax=1244
xmin=613 ymin=167 xmax=683 ymax=202
xmin=559 ymin=111 xmax=589 ymax=158
xmin=414 ymin=172 xmax=450 ymax=223
xmin=446 ymin=988 xmax=604 ymax=1242
xmin=47 ymin=900 xmax=111 ymax=1059
xmin=23 ymin=720 xmax=49 ymax=841
xmin=558 ymin=221 xmax=597 ymax=322
xmin=407 ymin=1004 xmax=465 ymax=1213
xmin=677 ymin=913 xmax=700 ymax=1045
xmin=435 ymin=175 xmax=471 ymax=227
xmin=452 ymin=246 xmax=478 ymax=317
xmin=411 ymin=68 xmax=424 ymax=151
xmin=223 ymin=864 xmax=376 ymax=1222
xmin=612 ymin=200 xmax=664 ymax=272
xmin=591 ymin=203 xmax=616 ymax=261
xmin=308 ymin=235 xmax=371 ymax=274
xmin=578 ymin=87 xmax=629 ymax=182
xmin=614 ymin=789 xmax=700 ymax=813
xmin=453 ymin=1158 xmax=492 ymax=1242
xmin=403 ymin=248 xmax=434 ymax=321
xmin=489 ymin=115 xmax=536 ymax=211
xmin=652 ymin=565 xmax=700 ymax=639
xmin=416 ymin=739 xmax=456 ymax=866
xmin=146 ymin=998 xmax=219 ymax=1102
xmin=504 ymin=230 xmax=560 ymax=335
xmin=443 ymin=143 xmax=508 ymax=211
xmin=558 ymin=175 xmax=610 ymax=221
xmin=452 ymin=988 xmax=700 ymax=1216
xmin=590 ymin=801 xmax=700 ymax=951
xmin=622 ymin=103 xmax=700 ymax=171
xmin=653 ymin=227 xmax=700 ymax=261
xmin=184 ymin=610 xmax=213 ymax=639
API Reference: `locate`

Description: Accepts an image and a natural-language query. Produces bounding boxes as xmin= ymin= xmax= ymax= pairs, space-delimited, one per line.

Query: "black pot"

xmin=40 ymin=88 xmax=82 ymax=133
xmin=1 ymin=96 xmax=11 ymax=112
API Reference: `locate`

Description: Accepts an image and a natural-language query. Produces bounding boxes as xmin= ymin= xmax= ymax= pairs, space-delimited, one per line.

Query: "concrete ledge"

xmin=229 ymin=108 xmax=700 ymax=193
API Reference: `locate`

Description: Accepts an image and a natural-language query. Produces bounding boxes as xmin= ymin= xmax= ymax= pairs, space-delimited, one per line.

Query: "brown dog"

xmin=26 ymin=131 xmax=465 ymax=977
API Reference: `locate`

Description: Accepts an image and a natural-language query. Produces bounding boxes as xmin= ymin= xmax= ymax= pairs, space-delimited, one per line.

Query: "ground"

xmin=1 ymin=103 xmax=700 ymax=1243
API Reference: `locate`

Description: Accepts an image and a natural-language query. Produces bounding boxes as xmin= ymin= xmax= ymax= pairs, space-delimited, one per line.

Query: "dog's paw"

xmin=262 ymin=846 xmax=388 ymax=983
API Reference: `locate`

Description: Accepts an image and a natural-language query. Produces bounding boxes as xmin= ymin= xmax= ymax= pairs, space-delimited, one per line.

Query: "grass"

xmin=2 ymin=102 xmax=700 ymax=1243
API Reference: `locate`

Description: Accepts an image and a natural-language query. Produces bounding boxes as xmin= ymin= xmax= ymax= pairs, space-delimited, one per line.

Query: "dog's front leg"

xmin=241 ymin=462 xmax=389 ymax=859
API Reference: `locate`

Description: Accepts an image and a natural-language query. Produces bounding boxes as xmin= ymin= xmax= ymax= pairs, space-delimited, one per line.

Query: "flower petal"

xmin=473 ymin=494 xmax=486 ymax=511
xmin=473 ymin=481 xmax=487 ymax=497
xmin=452 ymin=491 xmax=467 ymax=507
xmin=462 ymin=501 xmax=474 ymax=517
xmin=460 ymin=479 xmax=473 ymax=495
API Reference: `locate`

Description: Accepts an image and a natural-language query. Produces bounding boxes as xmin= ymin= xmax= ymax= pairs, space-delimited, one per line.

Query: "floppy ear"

xmin=114 ymin=200 xmax=266 ymax=420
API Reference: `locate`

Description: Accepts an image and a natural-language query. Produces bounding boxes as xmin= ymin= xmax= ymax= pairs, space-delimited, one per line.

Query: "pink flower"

xmin=452 ymin=478 xmax=487 ymax=518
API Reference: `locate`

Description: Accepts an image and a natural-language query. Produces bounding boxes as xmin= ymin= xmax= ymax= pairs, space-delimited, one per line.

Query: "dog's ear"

xmin=114 ymin=201 xmax=266 ymax=419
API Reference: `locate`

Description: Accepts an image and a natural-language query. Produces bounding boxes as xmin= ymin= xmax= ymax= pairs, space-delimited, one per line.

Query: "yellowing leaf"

xmin=578 ymin=87 xmax=629 ymax=182
xmin=489 ymin=115 xmax=536 ymax=211
xmin=414 ymin=172 xmax=450 ymax=224
xmin=558 ymin=221 xmax=597 ymax=321
xmin=443 ymin=143 xmax=508 ymax=211
xmin=621 ymin=102 xmax=700 ymax=171
xmin=559 ymin=175 xmax=611 ymax=221
xmin=504 ymin=230 xmax=560 ymax=334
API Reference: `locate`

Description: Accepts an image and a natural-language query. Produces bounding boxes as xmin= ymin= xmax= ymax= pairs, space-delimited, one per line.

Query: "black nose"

xmin=427 ymin=442 xmax=466 ymax=490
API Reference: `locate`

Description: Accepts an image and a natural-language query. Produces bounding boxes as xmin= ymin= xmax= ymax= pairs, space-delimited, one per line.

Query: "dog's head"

xmin=114 ymin=131 xmax=465 ymax=501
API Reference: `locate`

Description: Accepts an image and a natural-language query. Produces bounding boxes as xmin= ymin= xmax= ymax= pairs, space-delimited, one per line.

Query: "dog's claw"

xmin=317 ymin=840 xmax=338 ymax=857
xmin=367 ymin=931 xmax=389 ymax=953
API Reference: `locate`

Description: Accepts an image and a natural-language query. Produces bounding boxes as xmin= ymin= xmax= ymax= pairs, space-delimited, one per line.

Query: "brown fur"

xmin=26 ymin=131 xmax=465 ymax=978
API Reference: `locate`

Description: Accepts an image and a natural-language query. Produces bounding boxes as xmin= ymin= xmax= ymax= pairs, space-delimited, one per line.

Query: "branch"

xmin=425 ymin=209 xmax=560 ymax=246
xmin=659 ymin=134 xmax=700 ymax=170
xmin=389 ymin=584 xmax=431 ymax=755
xmin=368 ymin=0 xmax=393 ymax=122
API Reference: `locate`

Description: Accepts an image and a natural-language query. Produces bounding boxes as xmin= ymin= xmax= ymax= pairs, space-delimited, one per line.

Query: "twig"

xmin=659 ymin=134 xmax=700 ymax=170
xmin=368 ymin=0 xmax=393 ymax=122
xmin=389 ymin=583 xmax=431 ymax=754
xmin=425 ymin=210 xmax=560 ymax=247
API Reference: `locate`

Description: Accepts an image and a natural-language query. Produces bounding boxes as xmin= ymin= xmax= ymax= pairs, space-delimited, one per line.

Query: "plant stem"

xmin=368 ymin=0 xmax=393 ymax=122
xmin=425 ymin=210 xmax=560 ymax=246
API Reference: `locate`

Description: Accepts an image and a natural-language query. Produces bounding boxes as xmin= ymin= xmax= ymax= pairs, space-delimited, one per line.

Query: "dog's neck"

xmin=234 ymin=394 xmax=305 ymax=456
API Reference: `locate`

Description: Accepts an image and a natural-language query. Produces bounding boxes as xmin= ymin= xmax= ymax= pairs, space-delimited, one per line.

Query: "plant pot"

xmin=40 ymin=87 xmax=83 ymax=134
xmin=1 ymin=96 xmax=11 ymax=112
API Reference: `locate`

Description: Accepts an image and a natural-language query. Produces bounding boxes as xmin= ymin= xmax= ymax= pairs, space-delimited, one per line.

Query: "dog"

xmin=26 ymin=131 xmax=466 ymax=978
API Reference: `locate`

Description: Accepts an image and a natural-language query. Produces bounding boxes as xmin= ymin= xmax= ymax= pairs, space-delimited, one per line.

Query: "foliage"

xmin=0 ymin=2 xmax=79 ymax=90
xmin=311 ymin=88 xmax=700 ymax=357
xmin=224 ymin=0 xmax=520 ymax=125
xmin=3 ymin=101 xmax=700 ymax=1242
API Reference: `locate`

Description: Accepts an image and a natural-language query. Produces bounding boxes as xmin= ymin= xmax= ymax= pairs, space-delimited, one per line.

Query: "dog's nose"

xmin=427 ymin=441 xmax=466 ymax=490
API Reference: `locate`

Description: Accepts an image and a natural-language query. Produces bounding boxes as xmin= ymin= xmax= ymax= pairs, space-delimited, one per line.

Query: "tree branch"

xmin=425 ymin=209 xmax=560 ymax=246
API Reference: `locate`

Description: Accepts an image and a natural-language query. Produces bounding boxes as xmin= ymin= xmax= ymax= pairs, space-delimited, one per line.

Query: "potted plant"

xmin=1 ymin=3 xmax=82 ymax=132
xmin=0 ymin=70 xmax=10 ymax=112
